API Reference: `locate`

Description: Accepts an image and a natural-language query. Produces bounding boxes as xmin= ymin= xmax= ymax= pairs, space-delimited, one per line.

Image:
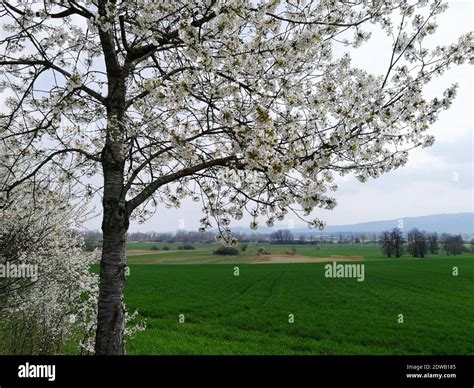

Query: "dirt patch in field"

xmin=251 ymin=255 xmax=364 ymax=264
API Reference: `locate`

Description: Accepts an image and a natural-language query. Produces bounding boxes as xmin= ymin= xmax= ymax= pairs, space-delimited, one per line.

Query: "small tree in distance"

xmin=391 ymin=228 xmax=405 ymax=258
xmin=380 ymin=231 xmax=393 ymax=258
xmin=407 ymin=228 xmax=427 ymax=258
xmin=380 ymin=228 xmax=404 ymax=258
xmin=427 ymin=232 xmax=439 ymax=254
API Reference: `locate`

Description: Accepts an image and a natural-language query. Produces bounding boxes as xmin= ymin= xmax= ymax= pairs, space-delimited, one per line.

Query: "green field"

xmin=120 ymin=243 xmax=474 ymax=355
xmin=127 ymin=242 xmax=389 ymax=264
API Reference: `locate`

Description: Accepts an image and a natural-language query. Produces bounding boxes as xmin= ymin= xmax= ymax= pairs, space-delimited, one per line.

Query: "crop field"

xmin=120 ymin=243 xmax=474 ymax=355
xmin=126 ymin=242 xmax=393 ymax=264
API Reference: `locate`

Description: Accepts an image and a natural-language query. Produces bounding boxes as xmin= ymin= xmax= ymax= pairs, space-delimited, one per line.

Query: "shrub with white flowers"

xmin=0 ymin=180 xmax=100 ymax=354
xmin=0 ymin=176 xmax=145 ymax=354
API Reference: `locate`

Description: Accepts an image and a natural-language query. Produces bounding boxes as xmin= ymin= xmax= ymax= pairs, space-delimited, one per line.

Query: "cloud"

xmin=317 ymin=180 xmax=473 ymax=226
xmin=4 ymin=2 xmax=469 ymax=232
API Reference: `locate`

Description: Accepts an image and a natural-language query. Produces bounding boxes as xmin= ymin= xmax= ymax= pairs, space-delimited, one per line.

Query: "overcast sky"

xmin=82 ymin=0 xmax=470 ymax=233
xmin=2 ymin=1 xmax=471 ymax=232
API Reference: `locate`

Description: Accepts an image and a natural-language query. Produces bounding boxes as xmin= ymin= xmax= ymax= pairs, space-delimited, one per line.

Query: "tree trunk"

xmin=94 ymin=15 xmax=128 ymax=351
xmin=95 ymin=140 xmax=128 ymax=355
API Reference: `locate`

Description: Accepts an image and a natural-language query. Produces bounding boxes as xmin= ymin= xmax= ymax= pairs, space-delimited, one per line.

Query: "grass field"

xmin=127 ymin=242 xmax=393 ymax=264
xmin=120 ymin=243 xmax=474 ymax=355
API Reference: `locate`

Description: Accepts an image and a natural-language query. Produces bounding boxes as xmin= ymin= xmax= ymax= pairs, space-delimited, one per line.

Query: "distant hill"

xmin=228 ymin=213 xmax=474 ymax=235
xmin=318 ymin=213 xmax=473 ymax=234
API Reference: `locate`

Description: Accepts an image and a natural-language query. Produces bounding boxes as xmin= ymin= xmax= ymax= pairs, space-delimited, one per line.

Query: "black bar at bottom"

xmin=0 ymin=355 xmax=472 ymax=387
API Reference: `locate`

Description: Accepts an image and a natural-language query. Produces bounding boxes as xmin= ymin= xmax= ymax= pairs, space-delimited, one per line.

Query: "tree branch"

xmin=3 ymin=148 xmax=100 ymax=194
xmin=0 ymin=59 xmax=106 ymax=104
xmin=126 ymin=155 xmax=236 ymax=212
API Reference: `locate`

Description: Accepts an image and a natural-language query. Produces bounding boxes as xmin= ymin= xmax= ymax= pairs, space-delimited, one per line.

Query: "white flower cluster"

xmin=0 ymin=0 xmax=472 ymax=246
xmin=0 ymin=172 xmax=145 ymax=355
xmin=0 ymin=182 xmax=99 ymax=354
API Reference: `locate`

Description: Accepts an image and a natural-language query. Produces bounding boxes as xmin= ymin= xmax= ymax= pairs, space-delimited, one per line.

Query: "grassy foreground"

xmin=122 ymin=246 xmax=474 ymax=355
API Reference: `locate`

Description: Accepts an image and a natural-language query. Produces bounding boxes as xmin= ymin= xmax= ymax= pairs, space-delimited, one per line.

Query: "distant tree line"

xmin=78 ymin=228 xmax=383 ymax=247
xmin=76 ymin=228 xmax=472 ymax=255
xmin=269 ymin=229 xmax=295 ymax=244
xmin=75 ymin=229 xmax=271 ymax=250
xmin=269 ymin=230 xmax=381 ymax=244
xmin=440 ymin=234 xmax=465 ymax=256
xmin=380 ymin=228 xmax=468 ymax=258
